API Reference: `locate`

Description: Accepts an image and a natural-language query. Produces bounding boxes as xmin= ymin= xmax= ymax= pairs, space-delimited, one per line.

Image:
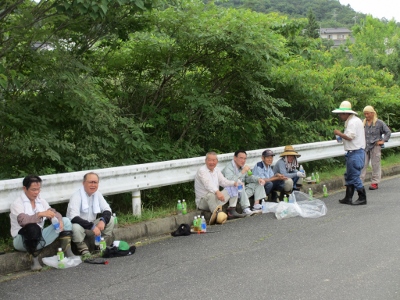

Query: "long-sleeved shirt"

xmin=194 ymin=165 xmax=235 ymax=206
xmin=10 ymin=193 xmax=61 ymax=237
xmin=364 ymin=119 xmax=391 ymax=151
xmin=273 ymin=159 xmax=297 ymax=179
xmin=252 ymin=161 xmax=275 ymax=179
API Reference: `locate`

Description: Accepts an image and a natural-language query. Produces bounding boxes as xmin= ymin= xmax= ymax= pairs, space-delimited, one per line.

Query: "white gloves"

xmin=297 ymin=171 xmax=306 ymax=178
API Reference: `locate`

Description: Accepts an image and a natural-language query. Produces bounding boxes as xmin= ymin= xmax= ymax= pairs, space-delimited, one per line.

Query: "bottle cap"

xmin=58 ymin=248 xmax=62 ymax=251
xmin=101 ymin=237 xmax=104 ymax=240
xmin=178 ymin=200 xmax=181 ymax=203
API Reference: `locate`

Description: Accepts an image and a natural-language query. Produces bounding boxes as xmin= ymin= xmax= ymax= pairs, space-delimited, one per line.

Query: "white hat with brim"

xmin=209 ymin=205 xmax=227 ymax=225
xmin=332 ymin=101 xmax=358 ymax=115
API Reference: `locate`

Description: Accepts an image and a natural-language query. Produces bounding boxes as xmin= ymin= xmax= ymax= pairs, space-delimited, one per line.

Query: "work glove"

xmin=297 ymin=171 xmax=306 ymax=178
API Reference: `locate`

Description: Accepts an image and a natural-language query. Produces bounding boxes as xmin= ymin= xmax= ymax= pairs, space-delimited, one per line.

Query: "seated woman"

xmin=273 ymin=145 xmax=306 ymax=199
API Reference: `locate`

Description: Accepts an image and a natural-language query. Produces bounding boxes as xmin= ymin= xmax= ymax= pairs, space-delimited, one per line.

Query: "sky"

xmin=339 ymin=0 xmax=399 ymax=22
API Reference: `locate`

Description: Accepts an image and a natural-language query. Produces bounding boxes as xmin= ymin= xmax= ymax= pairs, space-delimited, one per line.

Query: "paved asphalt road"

xmin=1 ymin=176 xmax=400 ymax=300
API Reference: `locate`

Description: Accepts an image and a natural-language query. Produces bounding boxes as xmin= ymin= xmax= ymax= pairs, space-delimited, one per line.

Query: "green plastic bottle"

xmin=283 ymin=195 xmax=288 ymax=203
xmin=99 ymin=237 xmax=107 ymax=254
xmin=247 ymin=170 xmax=253 ymax=176
xmin=323 ymin=185 xmax=328 ymax=197
xmin=113 ymin=213 xmax=118 ymax=229
xmin=316 ymin=172 xmax=320 ymax=184
xmin=177 ymin=200 xmax=182 ymax=215
xmin=57 ymin=248 xmax=65 ymax=269
xmin=308 ymin=188 xmax=313 ymax=200
xmin=182 ymin=199 xmax=187 ymax=215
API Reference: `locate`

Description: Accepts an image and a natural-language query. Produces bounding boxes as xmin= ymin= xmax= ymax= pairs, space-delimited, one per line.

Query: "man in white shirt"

xmin=333 ymin=101 xmax=367 ymax=205
xmin=195 ymin=152 xmax=245 ymax=219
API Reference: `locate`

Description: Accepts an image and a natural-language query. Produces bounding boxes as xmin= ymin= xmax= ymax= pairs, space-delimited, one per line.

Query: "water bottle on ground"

xmin=201 ymin=216 xmax=207 ymax=233
xmin=283 ymin=195 xmax=288 ymax=203
xmin=308 ymin=188 xmax=313 ymax=200
xmin=99 ymin=237 xmax=107 ymax=254
xmin=177 ymin=200 xmax=183 ymax=215
xmin=323 ymin=185 xmax=328 ymax=197
xmin=57 ymin=248 xmax=65 ymax=269
xmin=193 ymin=216 xmax=198 ymax=232
xmin=311 ymin=172 xmax=315 ymax=181
xmin=113 ymin=213 xmax=118 ymax=229
xmin=182 ymin=199 xmax=187 ymax=215
xmin=95 ymin=234 xmax=101 ymax=246
xmin=316 ymin=172 xmax=320 ymax=184
xmin=52 ymin=217 xmax=60 ymax=233
xmin=261 ymin=199 xmax=268 ymax=213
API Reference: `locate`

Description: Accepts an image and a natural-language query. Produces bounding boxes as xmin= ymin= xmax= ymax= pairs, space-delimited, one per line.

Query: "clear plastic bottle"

xmin=201 ymin=216 xmax=207 ymax=233
xmin=177 ymin=200 xmax=182 ymax=215
xmin=52 ymin=217 xmax=60 ymax=233
xmin=323 ymin=185 xmax=328 ymax=197
xmin=57 ymin=248 xmax=65 ymax=269
xmin=315 ymin=172 xmax=320 ymax=184
xmin=99 ymin=237 xmax=107 ymax=253
xmin=182 ymin=199 xmax=187 ymax=215
xmin=283 ymin=195 xmax=288 ymax=203
xmin=113 ymin=213 xmax=118 ymax=229
xmin=193 ymin=216 xmax=198 ymax=232
xmin=261 ymin=199 xmax=268 ymax=213
xmin=95 ymin=234 xmax=101 ymax=246
xmin=237 ymin=179 xmax=243 ymax=193
xmin=308 ymin=188 xmax=313 ymax=200
xmin=311 ymin=172 xmax=315 ymax=181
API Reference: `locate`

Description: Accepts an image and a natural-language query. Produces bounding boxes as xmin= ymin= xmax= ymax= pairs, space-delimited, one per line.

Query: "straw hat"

xmin=209 ymin=205 xmax=227 ymax=225
xmin=332 ymin=101 xmax=358 ymax=114
xmin=280 ymin=145 xmax=301 ymax=157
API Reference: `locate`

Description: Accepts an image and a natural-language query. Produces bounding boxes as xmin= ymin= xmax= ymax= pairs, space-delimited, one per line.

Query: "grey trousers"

xmin=361 ymin=145 xmax=382 ymax=184
xmin=71 ymin=217 xmax=115 ymax=243
xmin=198 ymin=190 xmax=238 ymax=213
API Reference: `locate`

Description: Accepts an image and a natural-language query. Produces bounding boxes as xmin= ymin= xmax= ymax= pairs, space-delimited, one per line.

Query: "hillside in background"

xmin=215 ymin=0 xmax=367 ymax=28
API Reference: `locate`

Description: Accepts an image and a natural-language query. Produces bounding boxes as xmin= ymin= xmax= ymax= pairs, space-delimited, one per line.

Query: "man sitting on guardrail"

xmin=67 ymin=172 xmax=115 ymax=255
xmin=195 ymin=152 xmax=245 ymax=220
xmin=332 ymin=100 xmax=367 ymax=205
xmin=252 ymin=149 xmax=286 ymax=203
xmin=222 ymin=150 xmax=266 ymax=215
xmin=10 ymin=175 xmax=73 ymax=271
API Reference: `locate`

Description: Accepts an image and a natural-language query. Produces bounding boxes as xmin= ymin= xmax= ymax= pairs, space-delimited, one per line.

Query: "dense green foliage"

xmin=1 ymin=0 xmax=400 ymax=212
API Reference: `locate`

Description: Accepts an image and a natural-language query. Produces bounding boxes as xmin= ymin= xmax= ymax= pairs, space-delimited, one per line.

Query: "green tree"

xmin=304 ymin=9 xmax=320 ymax=38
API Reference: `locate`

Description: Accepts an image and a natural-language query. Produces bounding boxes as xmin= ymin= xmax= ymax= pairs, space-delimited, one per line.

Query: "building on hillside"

xmin=319 ymin=28 xmax=352 ymax=48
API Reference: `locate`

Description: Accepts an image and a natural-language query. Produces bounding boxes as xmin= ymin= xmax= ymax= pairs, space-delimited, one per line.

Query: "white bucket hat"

xmin=332 ymin=101 xmax=358 ymax=115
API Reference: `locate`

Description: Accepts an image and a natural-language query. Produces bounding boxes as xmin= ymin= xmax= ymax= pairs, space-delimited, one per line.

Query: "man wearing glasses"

xmin=67 ymin=172 xmax=114 ymax=255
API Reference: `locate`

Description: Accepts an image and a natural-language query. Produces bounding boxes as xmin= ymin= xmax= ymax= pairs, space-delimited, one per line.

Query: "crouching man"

xmin=10 ymin=175 xmax=73 ymax=270
xmin=67 ymin=172 xmax=114 ymax=255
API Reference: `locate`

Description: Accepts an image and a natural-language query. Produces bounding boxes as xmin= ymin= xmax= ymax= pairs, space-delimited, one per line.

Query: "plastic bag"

xmin=297 ymin=200 xmax=327 ymax=218
xmin=42 ymin=255 xmax=82 ymax=269
xmin=275 ymin=202 xmax=301 ymax=220
xmin=262 ymin=202 xmax=279 ymax=213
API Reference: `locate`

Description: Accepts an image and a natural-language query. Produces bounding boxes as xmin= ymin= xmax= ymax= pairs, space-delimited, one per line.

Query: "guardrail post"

xmin=132 ymin=190 xmax=141 ymax=216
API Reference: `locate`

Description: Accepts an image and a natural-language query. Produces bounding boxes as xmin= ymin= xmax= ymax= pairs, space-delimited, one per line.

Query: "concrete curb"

xmin=1 ymin=165 xmax=399 ymax=276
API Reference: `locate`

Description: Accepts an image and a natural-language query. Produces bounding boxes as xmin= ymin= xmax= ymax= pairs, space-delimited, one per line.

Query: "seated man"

xmin=273 ymin=145 xmax=306 ymax=199
xmin=67 ymin=172 xmax=114 ymax=255
xmin=10 ymin=175 xmax=73 ymax=271
xmin=195 ymin=152 xmax=245 ymax=220
xmin=252 ymin=149 xmax=286 ymax=203
xmin=222 ymin=150 xmax=266 ymax=215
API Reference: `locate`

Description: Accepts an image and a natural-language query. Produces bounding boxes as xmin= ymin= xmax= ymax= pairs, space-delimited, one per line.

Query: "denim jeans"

xmin=344 ymin=149 xmax=365 ymax=190
xmin=264 ymin=180 xmax=285 ymax=195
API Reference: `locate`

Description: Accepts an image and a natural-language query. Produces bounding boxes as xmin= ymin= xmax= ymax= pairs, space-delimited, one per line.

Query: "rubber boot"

xmin=31 ymin=255 xmax=42 ymax=271
xmin=339 ymin=185 xmax=354 ymax=205
xmin=352 ymin=187 xmax=367 ymax=205
xmin=227 ymin=207 xmax=246 ymax=219
xmin=75 ymin=241 xmax=90 ymax=256
xmin=59 ymin=230 xmax=74 ymax=257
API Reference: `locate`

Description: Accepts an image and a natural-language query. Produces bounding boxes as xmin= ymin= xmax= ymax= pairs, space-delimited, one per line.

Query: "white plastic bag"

xmin=262 ymin=202 xmax=279 ymax=213
xmin=42 ymin=255 xmax=82 ymax=269
xmin=275 ymin=202 xmax=301 ymax=220
xmin=297 ymin=199 xmax=327 ymax=218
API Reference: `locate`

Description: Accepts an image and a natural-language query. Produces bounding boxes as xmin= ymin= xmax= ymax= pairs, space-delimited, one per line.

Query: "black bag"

xmin=102 ymin=240 xmax=136 ymax=258
xmin=171 ymin=223 xmax=191 ymax=237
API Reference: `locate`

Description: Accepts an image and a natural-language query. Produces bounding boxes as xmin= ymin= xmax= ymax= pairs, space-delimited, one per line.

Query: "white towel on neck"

xmin=80 ymin=186 xmax=101 ymax=214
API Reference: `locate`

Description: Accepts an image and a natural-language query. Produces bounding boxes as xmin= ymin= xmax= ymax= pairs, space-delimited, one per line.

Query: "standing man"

xmin=222 ymin=150 xmax=266 ymax=215
xmin=67 ymin=172 xmax=114 ymax=255
xmin=10 ymin=175 xmax=73 ymax=270
xmin=195 ymin=152 xmax=244 ymax=219
xmin=360 ymin=106 xmax=391 ymax=190
xmin=333 ymin=100 xmax=366 ymax=205
xmin=252 ymin=149 xmax=287 ymax=203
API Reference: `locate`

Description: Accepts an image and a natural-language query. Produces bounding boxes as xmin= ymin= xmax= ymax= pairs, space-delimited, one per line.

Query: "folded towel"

xmin=80 ymin=186 xmax=101 ymax=214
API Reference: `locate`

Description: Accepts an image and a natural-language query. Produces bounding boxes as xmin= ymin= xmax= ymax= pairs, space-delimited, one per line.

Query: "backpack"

xmin=102 ymin=240 xmax=136 ymax=258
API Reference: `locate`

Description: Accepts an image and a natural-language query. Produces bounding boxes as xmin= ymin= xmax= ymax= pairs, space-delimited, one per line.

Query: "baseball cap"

xmin=262 ymin=149 xmax=275 ymax=157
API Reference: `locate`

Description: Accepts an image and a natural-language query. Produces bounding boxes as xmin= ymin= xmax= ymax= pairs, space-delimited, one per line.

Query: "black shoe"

xmin=352 ymin=187 xmax=367 ymax=205
xmin=227 ymin=208 xmax=246 ymax=219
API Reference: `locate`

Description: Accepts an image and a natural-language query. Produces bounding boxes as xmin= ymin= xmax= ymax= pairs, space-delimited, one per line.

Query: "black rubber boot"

xmin=59 ymin=230 xmax=74 ymax=257
xmin=227 ymin=207 xmax=246 ymax=219
xmin=339 ymin=185 xmax=354 ymax=205
xmin=352 ymin=187 xmax=367 ymax=205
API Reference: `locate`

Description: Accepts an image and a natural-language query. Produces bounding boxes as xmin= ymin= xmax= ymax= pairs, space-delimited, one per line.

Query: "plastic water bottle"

xmin=193 ymin=216 xmax=198 ymax=232
xmin=381 ymin=134 xmax=385 ymax=148
xmin=315 ymin=172 xmax=320 ymax=184
xmin=182 ymin=199 xmax=187 ymax=215
xmin=113 ymin=213 xmax=118 ymax=229
xmin=177 ymin=200 xmax=183 ymax=215
xmin=52 ymin=217 xmax=60 ymax=233
xmin=283 ymin=195 xmax=288 ymax=203
xmin=95 ymin=234 xmax=101 ymax=246
xmin=261 ymin=199 xmax=268 ymax=213
xmin=336 ymin=135 xmax=343 ymax=143
xmin=308 ymin=188 xmax=313 ymax=200
xmin=311 ymin=172 xmax=315 ymax=181
xmin=237 ymin=180 xmax=243 ymax=193
xmin=57 ymin=248 xmax=65 ymax=269
xmin=247 ymin=170 xmax=253 ymax=176
xmin=99 ymin=237 xmax=107 ymax=253
xmin=323 ymin=185 xmax=328 ymax=197
xmin=299 ymin=165 xmax=305 ymax=174
xmin=201 ymin=216 xmax=207 ymax=233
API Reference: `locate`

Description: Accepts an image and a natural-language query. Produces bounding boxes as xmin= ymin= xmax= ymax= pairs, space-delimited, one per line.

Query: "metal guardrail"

xmin=1 ymin=132 xmax=400 ymax=215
